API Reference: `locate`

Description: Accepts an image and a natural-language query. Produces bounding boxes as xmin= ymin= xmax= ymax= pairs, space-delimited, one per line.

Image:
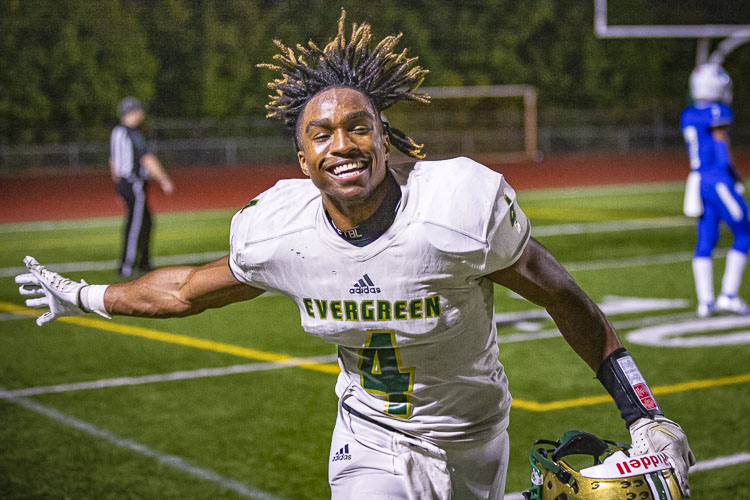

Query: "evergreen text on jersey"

xmin=301 ymin=295 xmax=441 ymax=322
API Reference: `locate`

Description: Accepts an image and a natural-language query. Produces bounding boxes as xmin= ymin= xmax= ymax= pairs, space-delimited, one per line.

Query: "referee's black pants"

xmin=116 ymin=178 xmax=152 ymax=276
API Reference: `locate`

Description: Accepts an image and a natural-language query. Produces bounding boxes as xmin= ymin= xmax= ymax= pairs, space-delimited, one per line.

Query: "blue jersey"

xmin=680 ymin=101 xmax=733 ymax=180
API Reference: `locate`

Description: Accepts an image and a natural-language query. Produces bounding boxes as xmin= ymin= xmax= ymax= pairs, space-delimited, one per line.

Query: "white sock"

xmin=692 ymin=257 xmax=714 ymax=305
xmin=721 ymin=249 xmax=748 ymax=298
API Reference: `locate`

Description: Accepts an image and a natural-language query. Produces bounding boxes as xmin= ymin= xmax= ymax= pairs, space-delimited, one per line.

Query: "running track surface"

xmin=3 ymin=151 xmax=750 ymax=223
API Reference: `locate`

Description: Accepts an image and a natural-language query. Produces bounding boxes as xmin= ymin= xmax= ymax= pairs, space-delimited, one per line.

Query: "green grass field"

xmin=1 ymin=181 xmax=749 ymax=499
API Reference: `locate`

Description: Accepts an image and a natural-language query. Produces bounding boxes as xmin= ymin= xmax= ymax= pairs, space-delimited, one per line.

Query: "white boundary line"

xmin=2 ymin=386 xmax=286 ymax=500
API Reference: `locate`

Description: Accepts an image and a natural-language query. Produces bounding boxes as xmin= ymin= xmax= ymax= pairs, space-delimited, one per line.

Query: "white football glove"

xmin=15 ymin=256 xmax=110 ymax=326
xmin=629 ymin=416 xmax=696 ymax=497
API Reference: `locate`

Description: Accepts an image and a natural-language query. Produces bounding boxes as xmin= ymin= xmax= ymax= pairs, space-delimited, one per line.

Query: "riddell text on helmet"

xmin=615 ymin=453 xmax=670 ymax=476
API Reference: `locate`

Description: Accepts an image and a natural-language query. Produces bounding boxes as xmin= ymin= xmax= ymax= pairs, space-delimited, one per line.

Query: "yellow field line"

xmin=512 ymin=372 xmax=750 ymax=412
xmin=3 ymin=301 xmax=749 ymax=407
xmin=0 ymin=302 xmax=338 ymax=375
xmin=512 ymin=394 xmax=613 ymax=412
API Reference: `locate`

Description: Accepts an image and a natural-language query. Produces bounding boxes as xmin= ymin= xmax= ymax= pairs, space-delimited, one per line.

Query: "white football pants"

xmin=328 ymin=400 xmax=509 ymax=499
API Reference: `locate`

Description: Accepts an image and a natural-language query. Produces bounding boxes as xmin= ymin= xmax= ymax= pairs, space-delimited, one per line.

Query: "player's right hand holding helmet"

xmin=595 ymin=348 xmax=695 ymax=496
xmin=523 ymin=430 xmax=687 ymax=500
xmin=629 ymin=416 xmax=696 ymax=497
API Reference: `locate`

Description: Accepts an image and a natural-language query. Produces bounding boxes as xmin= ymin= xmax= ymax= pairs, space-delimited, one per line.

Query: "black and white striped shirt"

xmin=110 ymin=125 xmax=149 ymax=180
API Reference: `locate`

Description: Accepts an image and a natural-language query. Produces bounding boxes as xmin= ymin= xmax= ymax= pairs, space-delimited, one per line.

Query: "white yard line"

xmin=0 ymin=182 xmax=684 ymax=234
xmin=518 ymin=181 xmax=685 ymax=201
xmin=497 ymin=311 xmax=698 ymax=343
xmin=0 ymin=216 xmax=701 ymax=278
xmin=563 ymin=250 xmax=710 ymax=272
xmin=690 ymin=452 xmax=750 ymax=472
xmin=3 ymin=250 xmax=702 ymax=282
xmin=0 ymin=354 xmax=338 ymax=399
xmin=2 ymin=385 xmax=287 ymax=500
xmin=0 ymin=209 xmax=233 ymax=234
xmin=5 ymin=247 xmax=695 ymax=280
xmin=532 ymin=216 xmax=690 ymax=237
xmin=495 ymin=297 xmax=689 ymax=325
xmin=0 ymin=217 xmax=122 ymax=233
xmin=0 ymin=251 xmax=228 ymax=277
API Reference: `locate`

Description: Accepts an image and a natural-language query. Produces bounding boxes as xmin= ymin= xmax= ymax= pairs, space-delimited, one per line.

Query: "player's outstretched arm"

xmin=104 ymin=256 xmax=262 ymax=317
xmin=487 ymin=238 xmax=695 ymax=496
xmin=16 ymin=256 xmax=263 ymax=325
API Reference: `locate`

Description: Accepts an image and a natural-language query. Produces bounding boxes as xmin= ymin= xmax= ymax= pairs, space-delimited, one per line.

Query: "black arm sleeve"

xmin=597 ymin=347 xmax=663 ymax=427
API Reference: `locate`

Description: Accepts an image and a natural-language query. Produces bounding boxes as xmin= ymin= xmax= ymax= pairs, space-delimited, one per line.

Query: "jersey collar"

xmin=325 ymin=172 xmax=402 ymax=247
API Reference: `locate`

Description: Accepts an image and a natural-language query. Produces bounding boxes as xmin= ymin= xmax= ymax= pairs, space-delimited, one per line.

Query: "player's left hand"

xmin=15 ymin=256 xmax=88 ymax=326
xmin=629 ymin=416 xmax=696 ymax=497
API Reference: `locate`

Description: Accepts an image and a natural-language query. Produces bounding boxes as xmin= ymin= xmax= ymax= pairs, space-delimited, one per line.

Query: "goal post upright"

xmin=594 ymin=0 xmax=750 ymax=65
xmin=422 ymin=85 xmax=539 ymax=163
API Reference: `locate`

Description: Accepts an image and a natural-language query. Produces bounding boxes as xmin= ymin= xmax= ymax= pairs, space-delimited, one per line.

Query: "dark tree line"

xmin=2 ymin=0 xmax=749 ymax=144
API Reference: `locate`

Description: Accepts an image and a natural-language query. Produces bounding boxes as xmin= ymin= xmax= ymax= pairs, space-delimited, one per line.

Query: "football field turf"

xmin=1 ymin=181 xmax=749 ymax=499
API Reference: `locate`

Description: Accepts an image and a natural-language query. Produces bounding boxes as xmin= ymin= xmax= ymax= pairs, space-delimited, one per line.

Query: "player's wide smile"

xmin=326 ymin=160 xmax=368 ymax=180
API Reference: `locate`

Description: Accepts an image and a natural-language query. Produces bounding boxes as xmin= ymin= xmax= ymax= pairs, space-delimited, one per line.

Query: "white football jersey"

xmin=229 ymin=157 xmax=530 ymax=444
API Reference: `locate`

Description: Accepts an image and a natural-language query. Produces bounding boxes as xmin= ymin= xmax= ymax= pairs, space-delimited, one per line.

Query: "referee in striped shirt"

xmin=110 ymin=97 xmax=174 ymax=277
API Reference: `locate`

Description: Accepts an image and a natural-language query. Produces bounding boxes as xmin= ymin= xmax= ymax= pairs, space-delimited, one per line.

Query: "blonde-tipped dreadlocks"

xmin=258 ymin=9 xmax=430 ymax=159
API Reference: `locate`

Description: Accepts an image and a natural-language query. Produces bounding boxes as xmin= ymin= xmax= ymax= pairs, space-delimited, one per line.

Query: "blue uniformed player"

xmin=681 ymin=63 xmax=750 ymax=317
xmin=17 ymin=12 xmax=695 ymax=499
xmin=110 ymin=97 xmax=174 ymax=277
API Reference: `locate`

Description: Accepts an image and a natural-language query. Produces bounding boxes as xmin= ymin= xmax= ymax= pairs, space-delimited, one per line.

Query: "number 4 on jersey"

xmin=359 ymin=331 xmax=415 ymax=418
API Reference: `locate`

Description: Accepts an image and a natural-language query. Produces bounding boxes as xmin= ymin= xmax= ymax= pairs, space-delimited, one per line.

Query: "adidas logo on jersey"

xmin=331 ymin=444 xmax=352 ymax=462
xmin=349 ymin=274 xmax=381 ymax=294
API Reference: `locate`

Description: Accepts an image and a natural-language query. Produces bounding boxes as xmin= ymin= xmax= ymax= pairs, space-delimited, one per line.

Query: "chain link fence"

xmin=2 ymin=109 xmax=749 ymax=171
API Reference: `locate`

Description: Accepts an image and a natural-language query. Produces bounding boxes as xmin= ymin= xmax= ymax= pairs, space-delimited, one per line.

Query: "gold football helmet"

xmin=523 ymin=430 xmax=683 ymax=500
